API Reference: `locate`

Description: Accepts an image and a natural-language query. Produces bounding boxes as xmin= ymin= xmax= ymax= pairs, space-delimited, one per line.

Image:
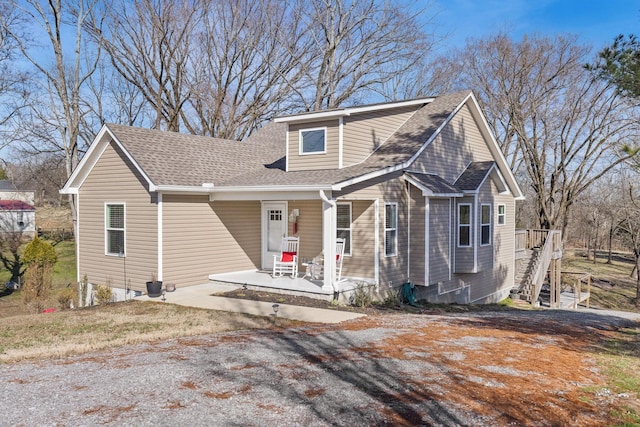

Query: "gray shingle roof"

xmin=106 ymin=124 xmax=284 ymax=187
xmin=404 ymin=172 xmax=462 ymax=195
xmin=105 ymin=91 xmax=471 ymax=189
xmin=454 ymin=161 xmax=496 ymax=191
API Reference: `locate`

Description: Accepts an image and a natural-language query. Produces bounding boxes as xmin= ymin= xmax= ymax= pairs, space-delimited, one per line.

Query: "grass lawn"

xmin=563 ymin=248 xmax=639 ymax=312
xmin=0 ymin=239 xmax=77 ymax=318
xmin=0 ymin=300 xmax=300 ymax=363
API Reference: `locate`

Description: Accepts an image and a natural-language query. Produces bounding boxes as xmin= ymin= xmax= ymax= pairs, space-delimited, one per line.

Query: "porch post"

xmin=321 ymin=191 xmax=336 ymax=292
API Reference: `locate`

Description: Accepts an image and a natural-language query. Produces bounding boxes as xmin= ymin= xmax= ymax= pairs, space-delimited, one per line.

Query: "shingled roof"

xmin=454 ymin=161 xmax=496 ymax=191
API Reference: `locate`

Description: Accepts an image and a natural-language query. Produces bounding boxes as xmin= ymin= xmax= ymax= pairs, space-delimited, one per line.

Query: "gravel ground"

xmin=2 ymin=309 xmax=638 ymax=426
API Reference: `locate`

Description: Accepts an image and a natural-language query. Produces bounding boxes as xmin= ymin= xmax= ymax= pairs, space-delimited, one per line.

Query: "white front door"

xmin=262 ymin=202 xmax=287 ymax=269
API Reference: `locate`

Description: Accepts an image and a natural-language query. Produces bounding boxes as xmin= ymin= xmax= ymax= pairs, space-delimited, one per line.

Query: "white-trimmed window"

xmin=497 ymin=204 xmax=506 ymax=225
xmin=105 ymin=203 xmax=125 ymax=255
xmin=336 ymin=202 xmax=352 ymax=256
xmin=384 ymin=203 xmax=397 ymax=256
xmin=481 ymin=204 xmax=491 ymax=246
xmin=299 ymin=127 xmax=326 ymax=154
xmin=458 ymin=203 xmax=472 ymax=247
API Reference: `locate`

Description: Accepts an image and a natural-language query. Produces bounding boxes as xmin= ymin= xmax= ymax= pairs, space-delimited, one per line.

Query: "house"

xmin=61 ymin=90 xmax=524 ymax=304
xmin=0 ymin=181 xmax=36 ymax=236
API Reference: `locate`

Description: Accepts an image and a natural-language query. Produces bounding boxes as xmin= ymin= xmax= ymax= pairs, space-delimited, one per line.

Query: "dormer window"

xmin=299 ymin=127 xmax=326 ymax=154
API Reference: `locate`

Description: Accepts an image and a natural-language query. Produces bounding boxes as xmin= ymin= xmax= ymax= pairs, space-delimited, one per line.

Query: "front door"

xmin=262 ymin=202 xmax=287 ymax=269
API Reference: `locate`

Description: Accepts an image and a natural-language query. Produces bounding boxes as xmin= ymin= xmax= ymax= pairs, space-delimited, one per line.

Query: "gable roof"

xmin=62 ymin=91 xmax=523 ymax=199
xmin=454 ymin=161 xmax=508 ymax=194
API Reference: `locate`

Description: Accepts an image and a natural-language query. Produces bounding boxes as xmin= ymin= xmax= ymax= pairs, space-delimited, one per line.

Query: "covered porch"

xmin=208 ymin=270 xmax=372 ymax=301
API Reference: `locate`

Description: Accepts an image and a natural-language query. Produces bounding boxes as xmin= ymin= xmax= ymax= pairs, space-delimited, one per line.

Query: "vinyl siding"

xmin=78 ymin=141 xmax=157 ymax=292
xmin=453 ymin=196 xmax=475 ymax=273
xmin=429 ymin=198 xmax=451 ymax=284
xmin=411 ymin=103 xmax=494 ymax=182
xmin=417 ymin=179 xmax=516 ymax=304
xmin=288 ymin=200 xmax=323 ymax=261
xmin=408 ymin=186 xmax=425 ymax=286
xmin=342 ymin=106 xmax=418 ymax=166
xmin=336 ymin=172 xmax=408 ymax=286
xmin=162 ymin=197 xmax=261 ymax=286
xmin=343 ymin=200 xmax=375 ymax=279
xmin=287 ymin=119 xmax=340 ymax=171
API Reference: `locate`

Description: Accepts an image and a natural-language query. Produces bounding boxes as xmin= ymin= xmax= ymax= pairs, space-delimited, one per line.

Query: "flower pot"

xmin=146 ymin=281 xmax=163 ymax=297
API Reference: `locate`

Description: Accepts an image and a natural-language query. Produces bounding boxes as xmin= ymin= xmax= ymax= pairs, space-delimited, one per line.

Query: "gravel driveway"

xmin=3 ymin=309 xmax=638 ymax=426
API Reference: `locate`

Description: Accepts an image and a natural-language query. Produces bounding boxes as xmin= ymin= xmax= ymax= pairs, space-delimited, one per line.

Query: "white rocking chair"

xmin=335 ymin=238 xmax=346 ymax=282
xmin=272 ymin=236 xmax=300 ymax=277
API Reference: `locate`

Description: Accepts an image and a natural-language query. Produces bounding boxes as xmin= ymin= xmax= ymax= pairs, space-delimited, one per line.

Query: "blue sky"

xmin=432 ymin=0 xmax=640 ymax=51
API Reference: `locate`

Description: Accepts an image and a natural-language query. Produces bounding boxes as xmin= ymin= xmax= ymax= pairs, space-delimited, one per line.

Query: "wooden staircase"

xmin=513 ymin=230 xmax=563 ymax=306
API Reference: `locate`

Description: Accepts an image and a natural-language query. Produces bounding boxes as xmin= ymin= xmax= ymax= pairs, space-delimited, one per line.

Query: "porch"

xmin=208 ymin=270 xmax=373 ymax=302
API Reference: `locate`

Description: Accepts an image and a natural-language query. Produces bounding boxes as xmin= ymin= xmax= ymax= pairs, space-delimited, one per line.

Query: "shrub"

xmin=95 ymin=284 xmax=113 ymax=305
xmin=352 ymin=282 xmax=372 ymax=308
xmin=22 ymin=237 xmax=58 ymax=313
xmin=57 ymin=287 xmax=76 ymax=309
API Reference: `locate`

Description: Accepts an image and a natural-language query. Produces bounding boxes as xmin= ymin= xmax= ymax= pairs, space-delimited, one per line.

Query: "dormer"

xmin=274 ymin=98 xmax=433 ymax=172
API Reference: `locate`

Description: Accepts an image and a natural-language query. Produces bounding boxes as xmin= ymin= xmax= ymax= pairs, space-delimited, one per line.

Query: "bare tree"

xmin=185 ymin=0 xmax=309 ymax=139
xmin=0 ymin=3 xmax=30 ymax=145
xmin=4 ymin=0 xmax=104 ymax=228
xmin=296 ymin=0 xmax=435 ymax=110
xmin=91 ymin=0 xmax=203 ymax=132
xmin=434 ymin=34 xmax=640 ymax=236
xmin=618 ymin=179 xmax=640 ymax=306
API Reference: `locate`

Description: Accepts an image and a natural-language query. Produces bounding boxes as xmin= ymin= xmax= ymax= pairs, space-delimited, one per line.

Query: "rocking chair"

xmin=272 ymin=236 xmax=300 ymax=277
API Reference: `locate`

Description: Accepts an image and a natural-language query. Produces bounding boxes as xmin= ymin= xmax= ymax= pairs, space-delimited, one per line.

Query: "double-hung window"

xmin=336 ymin=203 xmax=352 ymax=256
xmin=106 ymin=203 xmax=125 ymax=255
xmin=299 ymin=127 xmax=326 ymax=154
xmin=497 ymin=204 xmax=506 ymax=225
xmin=481 ymin=204 xmax=491 ymax=246
xmin=458 ymin=204 xmax=472 ymax=247
xmin=384 ymin=203 xmax=397 ymax=256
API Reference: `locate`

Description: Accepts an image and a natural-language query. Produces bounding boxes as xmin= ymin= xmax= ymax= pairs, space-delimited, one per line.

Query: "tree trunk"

xmin=607 ymin=225 xmax=613 ymax=264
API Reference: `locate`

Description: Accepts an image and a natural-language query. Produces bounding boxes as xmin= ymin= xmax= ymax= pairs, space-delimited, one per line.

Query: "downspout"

xmin=158 ymin=192 xmax=163 ymax=281
xmin=319 ymin=190 xmax=337 ymax=292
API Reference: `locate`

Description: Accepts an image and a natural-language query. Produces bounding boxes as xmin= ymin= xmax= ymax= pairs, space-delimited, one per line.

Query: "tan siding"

xmin=429 ymin=198 xmax=451 ymax=284
xmin=342 ymin=106 xmax=418 ymax=166
xmin=212 ymin=201 xmax=261 ymax=271
xmin=453 ymin=196 xmax=475 ymax=273
xmin=476 ymin=179 xmax=495 ymax=272
xmin=287 ymin=119 xmax=340 ymax=171
xmin=337 ymin=172 xmax=408 ymax=286
xmin=78 ymin=142 xmax=157 ymax=292
xmin=344 ymin=200 xmax=375 ymax=279
xmin=411 ymin=103 xmax=494 ymax=182
xmin=162 ymin=197 xmax=260 ymax=286
xmin=418 ymin=180 xmax=516 ymax=304
xmin=288 ymin=200 xmax=323 ymax=261
xmin=408 ymin=186 xmax=425 ymax=286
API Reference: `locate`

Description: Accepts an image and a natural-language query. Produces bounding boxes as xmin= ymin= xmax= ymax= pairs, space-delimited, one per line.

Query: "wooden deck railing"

xmin=515 ymin=229 xmax=563 ymax=304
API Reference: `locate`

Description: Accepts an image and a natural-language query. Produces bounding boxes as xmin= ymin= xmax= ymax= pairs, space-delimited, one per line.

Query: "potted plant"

xmin=146 ymin=273 xmax=162 ymax=297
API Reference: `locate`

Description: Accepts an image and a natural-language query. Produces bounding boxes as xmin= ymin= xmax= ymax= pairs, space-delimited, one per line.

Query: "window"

xmin=336 ymin=203 xmax=352 ymax=255
xmin=458 ymin=204 xmax=471 ymax=247
xmin=481 ymin=204 xmax=491 ymax=246
xmin=299 ymin=128 xmax=326 ymax=154
xmin=497 ymin=204 xmax=506 ymax=225
xmin=385 ymin=203 xmax=397 ymax=256
xmin=106 ymin=204 xmax=125 ymax=255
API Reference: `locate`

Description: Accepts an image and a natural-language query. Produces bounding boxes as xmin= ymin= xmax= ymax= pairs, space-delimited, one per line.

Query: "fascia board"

xmin=274 ymin=98 xmax=434 ymax=124
xmin=60 ymin=125 xmax=112 ymax=194
xmin=403 ymin=174 xmax=463 ymax=198
xmin=466 ymin=93 xmax=524 ymax=199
